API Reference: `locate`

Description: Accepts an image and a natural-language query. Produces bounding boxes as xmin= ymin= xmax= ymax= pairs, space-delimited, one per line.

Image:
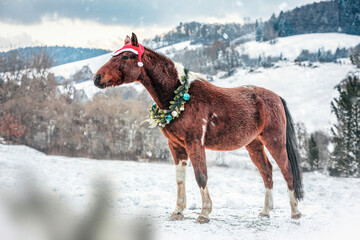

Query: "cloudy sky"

xmin=0 ymin=0 xmax=320 ymax=51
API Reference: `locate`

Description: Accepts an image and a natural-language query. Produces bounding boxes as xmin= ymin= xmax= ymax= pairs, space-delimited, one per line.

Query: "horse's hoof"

xmin=291 ymin=212 xmax=302 ymax=219
xmin=169 ymin=212 xmax=184 ymax=221
xmin=259 ymin=212 xmax=270 ymax=218
xmin=196 ymin=216 xmax=210 ymax=224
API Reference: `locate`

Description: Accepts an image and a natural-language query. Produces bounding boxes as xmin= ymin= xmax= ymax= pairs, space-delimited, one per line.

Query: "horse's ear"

xmin=124 ymin=35 xmax=130 ymax=45
xmin=131 ymin=32 xmax=139 ymax=47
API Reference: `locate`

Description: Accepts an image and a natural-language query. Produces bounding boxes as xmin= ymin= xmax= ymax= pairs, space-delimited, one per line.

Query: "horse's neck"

xmin=140 ymin=52 xmax=181 ymax=109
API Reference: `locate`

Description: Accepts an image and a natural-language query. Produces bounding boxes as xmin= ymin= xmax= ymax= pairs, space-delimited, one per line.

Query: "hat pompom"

xmin=137 ymin=62 xmax=143 ymax=67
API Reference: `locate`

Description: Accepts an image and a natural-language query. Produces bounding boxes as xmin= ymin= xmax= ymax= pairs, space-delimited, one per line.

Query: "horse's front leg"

xmin=186 ymin=140 xmax=212 ymax=223
xmin=168 ymin=141 xmax=188 ymax=221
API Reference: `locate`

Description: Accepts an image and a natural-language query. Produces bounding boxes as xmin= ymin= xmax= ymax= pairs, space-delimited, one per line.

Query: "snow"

xmin=156 ymin=40 xmax=202 ymax=57
xmin=1 ymin=144 xmax=360 ymax=240
xmin=238 ymin=33 xmax=360 ymax=60
xmin=51 ymin=53 xmax=112 ymax=79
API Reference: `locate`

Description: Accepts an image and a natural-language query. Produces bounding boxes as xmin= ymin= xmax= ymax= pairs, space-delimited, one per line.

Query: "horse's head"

xmin=94 ymin=33 xmax=144 ymax=89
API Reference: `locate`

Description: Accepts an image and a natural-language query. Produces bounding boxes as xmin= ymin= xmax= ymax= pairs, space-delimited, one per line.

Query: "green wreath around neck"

xmin=147 ymin=68 xmax=191 ymax=129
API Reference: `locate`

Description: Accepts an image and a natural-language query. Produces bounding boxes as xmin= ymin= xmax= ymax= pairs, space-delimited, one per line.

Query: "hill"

xmin=0 ymin=46 xmax=110 ymax=71
xmin=259 ymin=0 xmax=360 ymax=41
xmin=144 ymin=21 xmax=255 ymax=49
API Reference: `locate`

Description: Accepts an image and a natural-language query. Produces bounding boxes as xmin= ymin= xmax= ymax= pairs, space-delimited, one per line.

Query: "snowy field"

xmin=1 ymin=144 xmax=360 ymax=240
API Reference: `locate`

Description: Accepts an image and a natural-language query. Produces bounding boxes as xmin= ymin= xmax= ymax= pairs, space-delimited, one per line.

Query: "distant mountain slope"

xmin=239 ymin=33 xmax=360 ymax=59
xmin=0 ymin=46 xmax=110 ymax=67
xmin=144 ymin=21 xmax=255 ymax=49
xmin=145 ymin=0 xmax=359 ymax=49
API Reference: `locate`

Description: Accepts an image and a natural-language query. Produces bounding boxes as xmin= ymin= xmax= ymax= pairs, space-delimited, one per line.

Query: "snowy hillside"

xmin=50 ymin=33 xmax=360 ymax=132
xmin=1 ymin=144 xmax=360 ymax=240
xmin=238 ymin=33 xmax=360 ymax=60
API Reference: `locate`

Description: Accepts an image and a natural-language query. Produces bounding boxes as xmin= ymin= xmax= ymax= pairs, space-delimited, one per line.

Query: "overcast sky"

xmin=0 ymin=0 xmax=321 ymax=51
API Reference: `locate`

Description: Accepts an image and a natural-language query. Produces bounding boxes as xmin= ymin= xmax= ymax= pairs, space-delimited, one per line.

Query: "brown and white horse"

xmin=94 ymin=33 xmax=303 ymax=223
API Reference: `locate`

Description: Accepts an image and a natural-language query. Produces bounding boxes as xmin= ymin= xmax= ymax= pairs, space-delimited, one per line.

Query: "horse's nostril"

xmin=94 ymin=74 xmax=103 ymax=88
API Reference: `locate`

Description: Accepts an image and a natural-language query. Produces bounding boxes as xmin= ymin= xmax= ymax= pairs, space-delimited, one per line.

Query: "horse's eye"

xmin=122 ymin=56 xmax=129 ymax=60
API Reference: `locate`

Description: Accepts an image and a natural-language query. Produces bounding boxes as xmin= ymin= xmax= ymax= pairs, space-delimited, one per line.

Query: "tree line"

xmin=256 ymin=0 xmax=360 ymax=42
xmin=297 ymin=49 xmax=360 ymax=177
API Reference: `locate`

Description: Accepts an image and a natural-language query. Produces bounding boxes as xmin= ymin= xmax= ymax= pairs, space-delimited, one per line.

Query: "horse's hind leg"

xmin=259 ymin=133 xmax=302 ymax=219
xmin=168 ymin=141 xmax=188 ymax=221
xmin=246 ymin=138 xmax=274 ymax=217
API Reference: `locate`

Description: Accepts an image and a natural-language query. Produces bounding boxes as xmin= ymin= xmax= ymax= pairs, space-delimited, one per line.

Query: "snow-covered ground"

xmin=1 ymin=144 xmax=360 ymax=240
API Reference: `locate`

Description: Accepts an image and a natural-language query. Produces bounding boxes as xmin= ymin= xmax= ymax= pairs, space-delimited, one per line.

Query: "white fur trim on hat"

xmin=112 ymin=48 xmax=138 ymax=56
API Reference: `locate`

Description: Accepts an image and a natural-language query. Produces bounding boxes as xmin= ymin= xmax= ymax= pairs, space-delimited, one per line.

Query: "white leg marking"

xmin=199 ymin=186 xmax=212 ymax=220
xmin=259 ymin=188 xmax=273 ymax=217
xmin=174 ymin=159 xmax=188 ymax=214
xmin=201 ymin=124 xmax=206 ymax=146
xmin=289 ymin=190 xmax=302 ymax=219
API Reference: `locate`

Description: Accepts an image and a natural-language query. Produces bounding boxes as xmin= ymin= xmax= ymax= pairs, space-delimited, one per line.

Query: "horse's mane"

xmin=143 ymin=47 xmax=179 ymax=84
xmin=144 ymin=47 xmax=205 ymax=83
xmin=144 ymin=47 xmax=174 ymax=65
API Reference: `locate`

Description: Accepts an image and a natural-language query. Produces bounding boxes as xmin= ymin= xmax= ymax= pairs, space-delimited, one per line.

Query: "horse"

xmin=94 ymin=33 xmax=303 ymax=223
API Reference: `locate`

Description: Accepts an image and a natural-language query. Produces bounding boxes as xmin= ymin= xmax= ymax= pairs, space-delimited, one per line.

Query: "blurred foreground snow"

xmin=1 ymin=144 xmax=360 ymax=240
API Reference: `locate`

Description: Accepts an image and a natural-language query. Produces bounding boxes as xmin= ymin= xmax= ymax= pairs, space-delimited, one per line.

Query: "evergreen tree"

xmin=350 ymin=45 xmax=360 ymax=68
xmin=263 ymin=14 xmax=278 ymax=41
xmin=308 ymin=134 xmax=320 ymax=170
xmin=255 ymin=19 xmax=264 ymax=42
xmin=295 ymin=122 xmax=309 ymax=170
xmin=329 ymin=74 xmax=360 ymax=177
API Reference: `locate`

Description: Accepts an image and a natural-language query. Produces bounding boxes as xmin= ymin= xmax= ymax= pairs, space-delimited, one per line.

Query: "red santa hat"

xmin=111 ymin=43 xmax=145 ymax=67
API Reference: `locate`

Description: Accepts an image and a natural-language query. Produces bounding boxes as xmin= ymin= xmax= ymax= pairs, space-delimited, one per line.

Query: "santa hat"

xmin=111 ymin=43 xmax=144 ymax=67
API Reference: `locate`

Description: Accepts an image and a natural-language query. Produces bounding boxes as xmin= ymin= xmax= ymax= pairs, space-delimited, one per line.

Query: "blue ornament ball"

xmin=165 ymin=114 xmax=173 ymax=122
xmin=183 ymin=93 xmax=190 ymax=101
xmin=152 ymin=103 xmax=157 ymax=110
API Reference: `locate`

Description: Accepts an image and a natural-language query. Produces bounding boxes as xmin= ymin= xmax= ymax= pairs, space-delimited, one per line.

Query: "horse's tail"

xmin=280 ymin=97 xmax=304 ymax=201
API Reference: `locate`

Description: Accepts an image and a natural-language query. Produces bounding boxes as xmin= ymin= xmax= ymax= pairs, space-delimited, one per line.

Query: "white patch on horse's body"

xmin=201 ymin=124 xmax=207 ymax=146
xmin=174 ymin=62 xmax=204 ymax=84
xmin=199 ymin=186 xmax=212 ymax=220
xmin=259 ymin=188 xmax=273 ymax=217
xmin=289 ymin=189 xmax=302 ymax=219
xmin=174 ymin=159 xmax=188 ymax=214
xmin=243 ymin=85 xmax=254 ymax=89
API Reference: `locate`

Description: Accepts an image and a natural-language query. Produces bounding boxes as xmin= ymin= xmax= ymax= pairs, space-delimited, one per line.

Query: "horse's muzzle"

xmin=94 ymin=74 xmax=106 ymax=89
